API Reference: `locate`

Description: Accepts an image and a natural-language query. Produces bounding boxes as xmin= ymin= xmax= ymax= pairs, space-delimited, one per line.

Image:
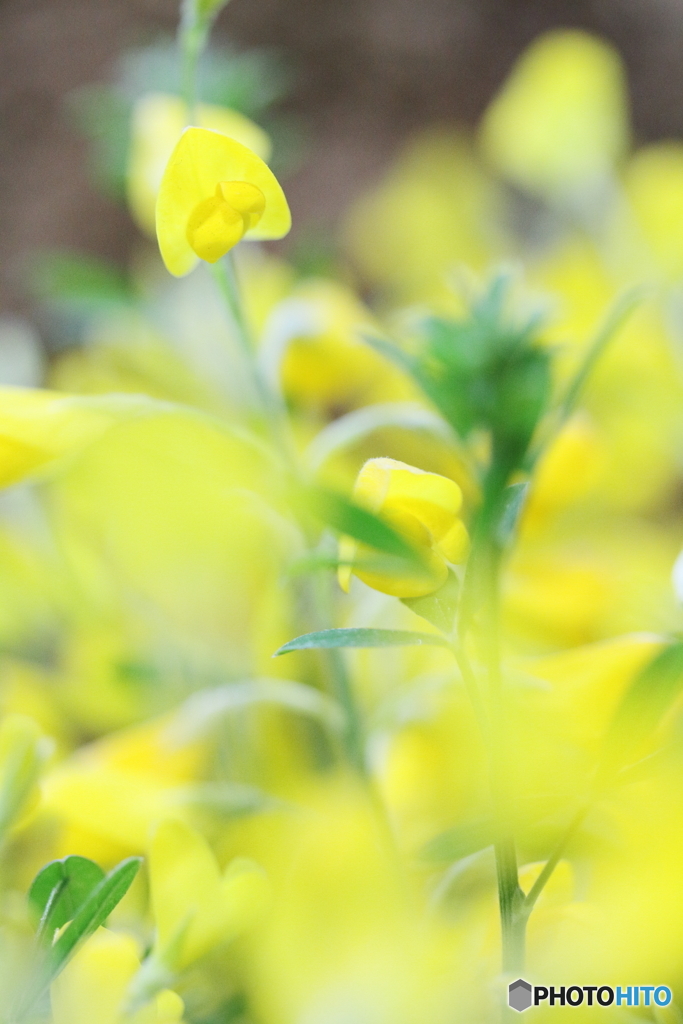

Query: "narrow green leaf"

xmin=169 ymin=678 xmax=345 ymax=741
xmin=29 ymin=856 xmax=105 ymax=941
xmin=45 ymin=857 xmax=142 ymax=982
xmin=275 ymin=628 xmax=450 ymax=656
xmin=304 ymin=402 xmax=456 ymax=471
xmin=421 ymin=817 xmax=495 ymax=863
xmin=169 ymin=782 xmax=283 ymax=817
xmin=495 ymin=482 xmax=529 ymax=547
xmin=361 ymin=333 xmax=419 ymax=378
xmin=303 ymin=486 xmax=424 ymax=565
xmin=285 ymin=552 xmax=416 ymax=579
xmin=559 ymin=287 xmax=644 ymax=421
xmin=601 ymin=640 xmax=683 ymax=773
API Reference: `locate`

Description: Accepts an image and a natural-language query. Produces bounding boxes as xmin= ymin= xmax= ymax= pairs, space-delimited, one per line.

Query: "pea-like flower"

xmin=156 ymin=127 xmax=291 ymax=277
xmin=339 ymin=458 xmax=469 ymax=598
xmin=128 ymin=93 xmax=271 ymax=238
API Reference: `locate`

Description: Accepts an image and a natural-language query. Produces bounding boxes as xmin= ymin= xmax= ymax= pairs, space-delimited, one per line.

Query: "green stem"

xmin=177 ymin=2 xmax=207 ymax=122
xmin=210 ymin=257 xmax=283 ymax=423
xmin=458 ymin=456 xmax=526 ymax=975
xmin=523 ymin=805 xmax=588 ymax=915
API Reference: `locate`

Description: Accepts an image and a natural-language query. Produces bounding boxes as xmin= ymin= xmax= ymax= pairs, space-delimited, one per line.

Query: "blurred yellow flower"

xmin=149 ymin=818 xmax=270 ymax=971
xmin=344 ymin=130 xmax=497 ymax=306
xmin=128 ymin=92 xmax=272 ymax=237
xmin=521 ymin=412 xmax=604 ymax=537
xmin=156 ymin=127 xmax=291 ymax=276
xmin=479 ymin=30 xmax=629 ymax=197
xmin=42 ymin=716 xmax=202 ymax=861
xmin=624 ymin=142 xmax=683 ymax=281
xmin=0 ymin=387 xmax=119 ymax=489
xmin=339 ymin=458 xmax=468 ymax=598
xmin=51 ymin=927 xmax=184 ymax=1024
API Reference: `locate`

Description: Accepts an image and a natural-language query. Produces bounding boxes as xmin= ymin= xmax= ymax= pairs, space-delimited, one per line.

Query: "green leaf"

xmin=29 ymin=856 xmax=105 ymax=943
xmin=275 ymin=628 xmax=450 ymax=656
xmin=302 ymin=486 xmax=424 ymax=565
xmin=169 ymin=782 xmax=283 ymax=817
xmin=169 ymin=678 xmax=345 ymax=741
xmin=45 ymin=857 xmax=142 ymax=983
xmin=32 ymin=252 xmax=133 ymax=312
xmin=421 ymin=817 xmax=495 ymax=863
xmin=601 ymin=640 xmax=683 ymax=773
xmin=495 ymin=482 xmax=529 ymax=547
xmin=304 ymin=402 xmax=457 ymax=472
xmin=559 ymin=287 xmax=644 ymax=422
xmin=401 ymin=570 xmax=460 ymax=633
xmin=361 ymin=333 xmax=420 ymax=379
xmin=285 ymin=552 xmax=418 ymax=579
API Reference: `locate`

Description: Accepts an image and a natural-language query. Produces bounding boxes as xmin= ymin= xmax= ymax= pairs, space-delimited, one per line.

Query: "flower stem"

xmin=458 ymin=460 xmax=526 ymax=976
xmin=523 ymin=805 xmax=588 ymax=915
xmin=177 ymin=0 xmax=207 ymax=122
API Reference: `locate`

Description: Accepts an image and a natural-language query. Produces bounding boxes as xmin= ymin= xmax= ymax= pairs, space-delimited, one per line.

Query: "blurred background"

xmin=3 ymin=0 xmax=683 ymax=316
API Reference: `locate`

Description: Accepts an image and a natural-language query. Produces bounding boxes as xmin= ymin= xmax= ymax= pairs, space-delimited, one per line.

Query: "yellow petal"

xmin=0 ymin=387 xmax=118 ymax=488
xmin=156 ymin=128 xmax=291 ymax=277
xmin=150 ymin=819 xmax=269 ymax=970
xmin=436 ymin=518 xmax=469 ymax=564
xmin=150 ymin=819 xmax=222 ymax=961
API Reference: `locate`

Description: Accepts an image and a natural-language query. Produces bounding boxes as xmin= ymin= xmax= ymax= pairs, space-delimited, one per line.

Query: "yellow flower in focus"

xmin=149 ymin=818 xmax=270 ymax=971
xmin=339 ymin=458 xmax=469 ymax=598
xmin=128 ymin=92 xmax=272 ymax=237
xmin=156 ymin=127 xmax=291 ymax=277
xmin=480 ymin=30 xmax=629 ymax=197
xmin=51 ymin=927 xmax=184 ymax=1024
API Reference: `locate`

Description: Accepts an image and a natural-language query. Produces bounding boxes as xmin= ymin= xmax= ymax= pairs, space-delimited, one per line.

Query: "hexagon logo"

xmin=508 ymin=978 xmax=533 ymax=1012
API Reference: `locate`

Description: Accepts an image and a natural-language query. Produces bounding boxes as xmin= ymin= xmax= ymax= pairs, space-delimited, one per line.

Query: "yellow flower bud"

xmin=149 ymin=819 xmax=270 ymax=971
xmin=156 ymin=128 xmax=291 ymax=277
xmin=339 ymin=458 xmax=469 ymax=598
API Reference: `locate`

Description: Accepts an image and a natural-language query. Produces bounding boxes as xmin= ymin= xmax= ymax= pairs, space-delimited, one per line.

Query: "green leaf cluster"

xmin=370 ymin=274 xmax=551 ymax=479
xmin=17 ymin=854 xmax=142 ymax=1016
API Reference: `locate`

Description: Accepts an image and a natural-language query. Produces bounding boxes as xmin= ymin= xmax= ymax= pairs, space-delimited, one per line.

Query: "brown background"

xmin=1 ymin=0 xmax=683 ymax=313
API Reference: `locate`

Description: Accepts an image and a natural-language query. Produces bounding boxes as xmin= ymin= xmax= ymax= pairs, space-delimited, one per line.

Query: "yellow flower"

xmin=339 ymin=458 xmax=469 ymax=598
xmin=149 ymin=818 xmax=270 ymax=971
xmin=51 ymin=927 xmax=184 ymax=1024
xmin=0 ymin=387 xmax=119 ymax=489
xmin=624 ymin=142 xmax=683 ymax=281
xmin=127 ymin=92 xmax=272 ymax=237
xmin=479 ymin=30 xmax=629 ymax=197
xmin=156 ymin=127 xmax=291 ymax=277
